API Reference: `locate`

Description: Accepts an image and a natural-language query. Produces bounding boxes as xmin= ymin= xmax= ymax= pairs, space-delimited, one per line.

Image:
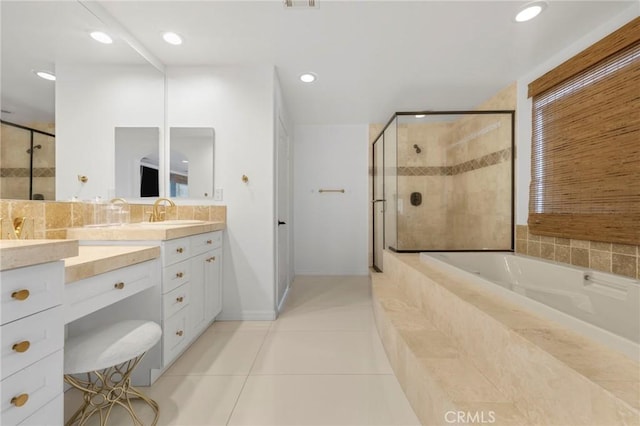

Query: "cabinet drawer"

xmin=163 ymin=310 xmax=188 ymax=365
xmin=191 ymin=231 xmax=222 ymax=255
xmin=18 ymin=393 xmax=62 ymax=426
xmin=163 ymin=282 xmax=191 ymax=319
xmin=162 ymin=260 xmax=190 ymax=294
xmin=163 ymin=238 xmax=190 ymax=266
xmin=1 ymin=262 xmax=64 ymax=326
xmin=64 ymin=259 xmax=158 ymax=324
xmin=1 ymin=350 xmax=62 ymax=426
xmin=1 ymin=306 xmax=63 ymax=380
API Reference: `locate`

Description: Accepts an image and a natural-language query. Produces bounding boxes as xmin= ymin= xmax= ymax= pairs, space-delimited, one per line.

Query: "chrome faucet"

xmin=150 ymin=198 xmax=176 ymax=222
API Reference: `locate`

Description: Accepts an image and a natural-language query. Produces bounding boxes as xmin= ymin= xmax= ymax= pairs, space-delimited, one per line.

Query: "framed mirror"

xmin=115 ymin=127 xmax=161 ymax=198
xmin=169 ymin=127 xmax=215 ymax=198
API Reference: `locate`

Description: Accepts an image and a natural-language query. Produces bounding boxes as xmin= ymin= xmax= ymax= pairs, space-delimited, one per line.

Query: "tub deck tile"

xmin=374 ymin=251 xmax=640 ymax=425
xmin=594 ymin=380 xmax=640 ymax=410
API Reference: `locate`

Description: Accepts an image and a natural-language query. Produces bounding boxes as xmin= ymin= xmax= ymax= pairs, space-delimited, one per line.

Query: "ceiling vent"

xmin=284 ymin=0 xmax=318 ymax=9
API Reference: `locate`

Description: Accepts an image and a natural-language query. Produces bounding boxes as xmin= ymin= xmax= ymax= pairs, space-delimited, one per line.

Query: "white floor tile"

xmin=272 ymin=305 xmax=376 ymax=332
xmin=227 ymin=374 xmax=421 ymax=426
xmin=211 ymin=320 xmax=273 ymax=332
xmin=285 ymin=276 xmax=372 ymax=310
xmin=251 ymin=330 xmax=392 ymax=375
xmin=164 ymin=327 xmax=269 ymax=376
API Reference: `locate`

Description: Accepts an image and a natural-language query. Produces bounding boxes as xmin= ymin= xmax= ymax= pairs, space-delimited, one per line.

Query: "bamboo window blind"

xmin=528 ymin=18 xmax=640 ymax=245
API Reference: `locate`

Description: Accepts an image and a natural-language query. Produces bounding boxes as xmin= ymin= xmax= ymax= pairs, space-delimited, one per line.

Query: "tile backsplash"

xmin=0 ymin=199 xmax=226 ymax=240
xmin=516 ymin=225 xmax=639 ymax=280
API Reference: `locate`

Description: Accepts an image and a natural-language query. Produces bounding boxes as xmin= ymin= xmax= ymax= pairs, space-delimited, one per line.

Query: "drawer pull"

xmin=176 ymin=272 xmax=184 ymax=278
xmin=176 ymin=296 xmax=184 ymax=303
xmin=206 ymin=239 xmax=213 ymax=244
xmin=206 ymin=256 xmax=216 ymax=263
xmin=176 ymin=247 xmax=184 ymax=253
xmin=12 ymin=341 xmax=31 ymax=353
xmin=176 ymin=330 xmax=184 ymax=337
xmin=11 ymin=289 xmax=30 ymax=301
xmin=114 ymin=282 xmax=125 ymax=290
xmin=11 ymin=393 xmax=29 ymax=407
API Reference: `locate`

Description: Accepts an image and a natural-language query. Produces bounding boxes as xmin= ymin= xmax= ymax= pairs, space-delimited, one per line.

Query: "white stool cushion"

xmin=65 ymin=320 xmax=162 ymax=375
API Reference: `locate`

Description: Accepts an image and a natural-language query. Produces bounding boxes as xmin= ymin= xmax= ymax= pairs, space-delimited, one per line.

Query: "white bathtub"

xmin=420 ymin=252 xmax=640 ymax=359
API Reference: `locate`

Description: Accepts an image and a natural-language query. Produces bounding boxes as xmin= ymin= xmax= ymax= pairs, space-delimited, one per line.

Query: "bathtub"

xmin=420 ymin=252 xmax=640 ymax=359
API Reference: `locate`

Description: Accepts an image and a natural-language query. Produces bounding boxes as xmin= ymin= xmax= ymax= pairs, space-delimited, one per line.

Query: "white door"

xmin=276 ymin=117 xmax=291 ymax=313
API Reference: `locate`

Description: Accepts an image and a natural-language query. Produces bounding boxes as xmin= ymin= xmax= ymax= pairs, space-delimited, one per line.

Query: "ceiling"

xmin=1 ymin=1 xmax=637 ymax=126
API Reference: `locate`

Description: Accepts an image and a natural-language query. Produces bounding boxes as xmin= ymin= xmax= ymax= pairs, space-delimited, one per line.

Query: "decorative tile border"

xmin=1 ymin=168 xmax=55 ymax=178
xmin=398 ymin=147 xmax=511 ymax=176
xmin=516 ymin=224 xmax=639 ymax=280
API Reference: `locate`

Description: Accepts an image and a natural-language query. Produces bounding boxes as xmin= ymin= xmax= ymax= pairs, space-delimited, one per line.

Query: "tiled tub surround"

xmin=372 ymin=251 xmax=639 ymax=425
xmin=516 ymin=224 xmax=639 ymax=280
xmin=0 ymin=199 xmax=226 ymax=240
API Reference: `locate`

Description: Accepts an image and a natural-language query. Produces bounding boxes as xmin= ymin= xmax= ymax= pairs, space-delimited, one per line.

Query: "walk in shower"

xmin=0 ymin=121 xmax=56 ymax=200
xmin=372 ymin=111 xmax=515 ymax=271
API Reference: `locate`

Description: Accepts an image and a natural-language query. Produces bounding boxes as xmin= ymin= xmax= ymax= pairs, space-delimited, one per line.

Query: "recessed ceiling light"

xmin=515 ymin=1 xmax=547 ymax=22
xmin=300 ymin=73 xmax=317 ymax=83
xmin=181 ymin=160 xmax=189 ymax=163
xmin=163 ymin=32 xmax=183 ymax=45
xmin=90 ymin=31 xmax=113 ymax=44
xmin=34 ymin=70 xmax=56 ymax=81
xmin=415 ymin=114 xmax=426 ymax=118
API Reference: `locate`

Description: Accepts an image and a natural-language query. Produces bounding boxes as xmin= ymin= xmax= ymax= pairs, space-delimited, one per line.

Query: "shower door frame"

xmin=371 ymin=110 xmax=516 ymax=260
xmin=371 ymin=133 xmax=385 ymax=272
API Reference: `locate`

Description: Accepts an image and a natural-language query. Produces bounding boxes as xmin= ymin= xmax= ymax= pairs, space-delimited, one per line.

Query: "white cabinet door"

xmin=189 ymin=252 xmax=208 ymax=336
xmin=205 ymin=247 xmax=222 ymax=322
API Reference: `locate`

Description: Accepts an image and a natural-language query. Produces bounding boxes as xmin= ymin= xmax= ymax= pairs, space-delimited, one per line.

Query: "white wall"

xmin=56 ymin=63 xmax=164 ymax=201
xmin=514 ymin=5 xmax=638 ymax=224
xmin=294 ymin=124 xmax=369 ymax=275
xmin=167 ymin=66 xmax=277 ymax=320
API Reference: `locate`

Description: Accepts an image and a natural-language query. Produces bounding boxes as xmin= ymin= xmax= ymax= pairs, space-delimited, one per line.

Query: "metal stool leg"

xmin=64 ymin=353 xmax=159 ymax=426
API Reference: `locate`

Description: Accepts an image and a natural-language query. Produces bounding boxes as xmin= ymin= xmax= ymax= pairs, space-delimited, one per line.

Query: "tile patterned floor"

xmin=64 ymin=276 xmax=420 ymax=425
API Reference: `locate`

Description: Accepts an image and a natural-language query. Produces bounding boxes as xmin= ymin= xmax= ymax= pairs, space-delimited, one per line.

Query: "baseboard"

xmin=217 ymin=310 xmax=277 ymax=321
xmin=277 ymin=285 xmax=291 ymax=315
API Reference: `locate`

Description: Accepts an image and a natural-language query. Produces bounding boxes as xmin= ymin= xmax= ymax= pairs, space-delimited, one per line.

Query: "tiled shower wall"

xmin=516 ymin=225 xmax=639 ymax=280
xmin=0 ymin=123 xmax=56 ymax=200
xmin=395 ymin=83 xmax=515 ymax=250
xmin=446 ymin=112 xmax=512 ymax=249
xmin=0 ymin=199 xmax=226 ymax=240
xmin=396 ymin=122 xmax=450 ymax=249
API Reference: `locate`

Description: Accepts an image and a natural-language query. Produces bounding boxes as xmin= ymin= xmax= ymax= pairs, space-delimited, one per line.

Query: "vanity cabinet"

xmin=159 ymin=231 xmax=222 ymax=367
xmin=0 ymin=261 xmax=64 ymax=426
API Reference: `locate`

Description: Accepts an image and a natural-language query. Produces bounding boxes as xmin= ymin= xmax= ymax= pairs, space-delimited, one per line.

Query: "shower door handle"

xmin=371 ymin=199 xmax=386 ymax=212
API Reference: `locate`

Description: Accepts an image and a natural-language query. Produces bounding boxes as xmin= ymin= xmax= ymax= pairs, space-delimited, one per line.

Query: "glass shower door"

xmin=372 ymin=134 xmax=385 ymax=271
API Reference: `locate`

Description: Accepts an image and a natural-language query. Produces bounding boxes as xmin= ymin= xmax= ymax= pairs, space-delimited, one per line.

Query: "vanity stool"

xmin=64 ymin=320 xmax=162 ymax=426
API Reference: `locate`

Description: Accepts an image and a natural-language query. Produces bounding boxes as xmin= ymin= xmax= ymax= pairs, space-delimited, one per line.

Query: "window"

xmin=528 ymin=18 xmax=640 ymax=245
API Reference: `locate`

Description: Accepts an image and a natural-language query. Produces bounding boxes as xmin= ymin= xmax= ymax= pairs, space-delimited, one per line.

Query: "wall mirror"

xmin=1 ymin=1 xmax=165 ymax=202
xmin=169 ymin=127 xmax=215 ymax=199
xmin=115 ymin=127 xmax=161 ymax=198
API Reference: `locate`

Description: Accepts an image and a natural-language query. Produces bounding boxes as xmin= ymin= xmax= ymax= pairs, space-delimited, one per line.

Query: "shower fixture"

xmin=26 ymin=144 xmax=42 ymax=154
xmin=413 ymin=144 xmax=422 ymax=154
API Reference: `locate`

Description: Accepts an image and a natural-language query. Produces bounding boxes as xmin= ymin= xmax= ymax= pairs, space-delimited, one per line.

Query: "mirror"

xmin=115 ymin=127 xmax=161 ymax=198
xmin=170 ymin=127 xmax=215 ymax=199
xmin=0 ymin=1 xmax=165 ymax=201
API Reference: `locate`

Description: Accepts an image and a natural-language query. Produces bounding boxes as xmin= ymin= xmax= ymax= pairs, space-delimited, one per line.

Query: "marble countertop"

xmin=66 ymin=221 xmax=225 ymax=241
xmin=0 ymin=239 xmax=79 ymax=271
xmin=64 ymin=245 xmax=161 ymax=284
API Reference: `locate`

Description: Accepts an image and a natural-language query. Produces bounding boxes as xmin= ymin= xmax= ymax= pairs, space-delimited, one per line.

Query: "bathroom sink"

xmin=136 ymin=220 xmax=206 ymax=226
